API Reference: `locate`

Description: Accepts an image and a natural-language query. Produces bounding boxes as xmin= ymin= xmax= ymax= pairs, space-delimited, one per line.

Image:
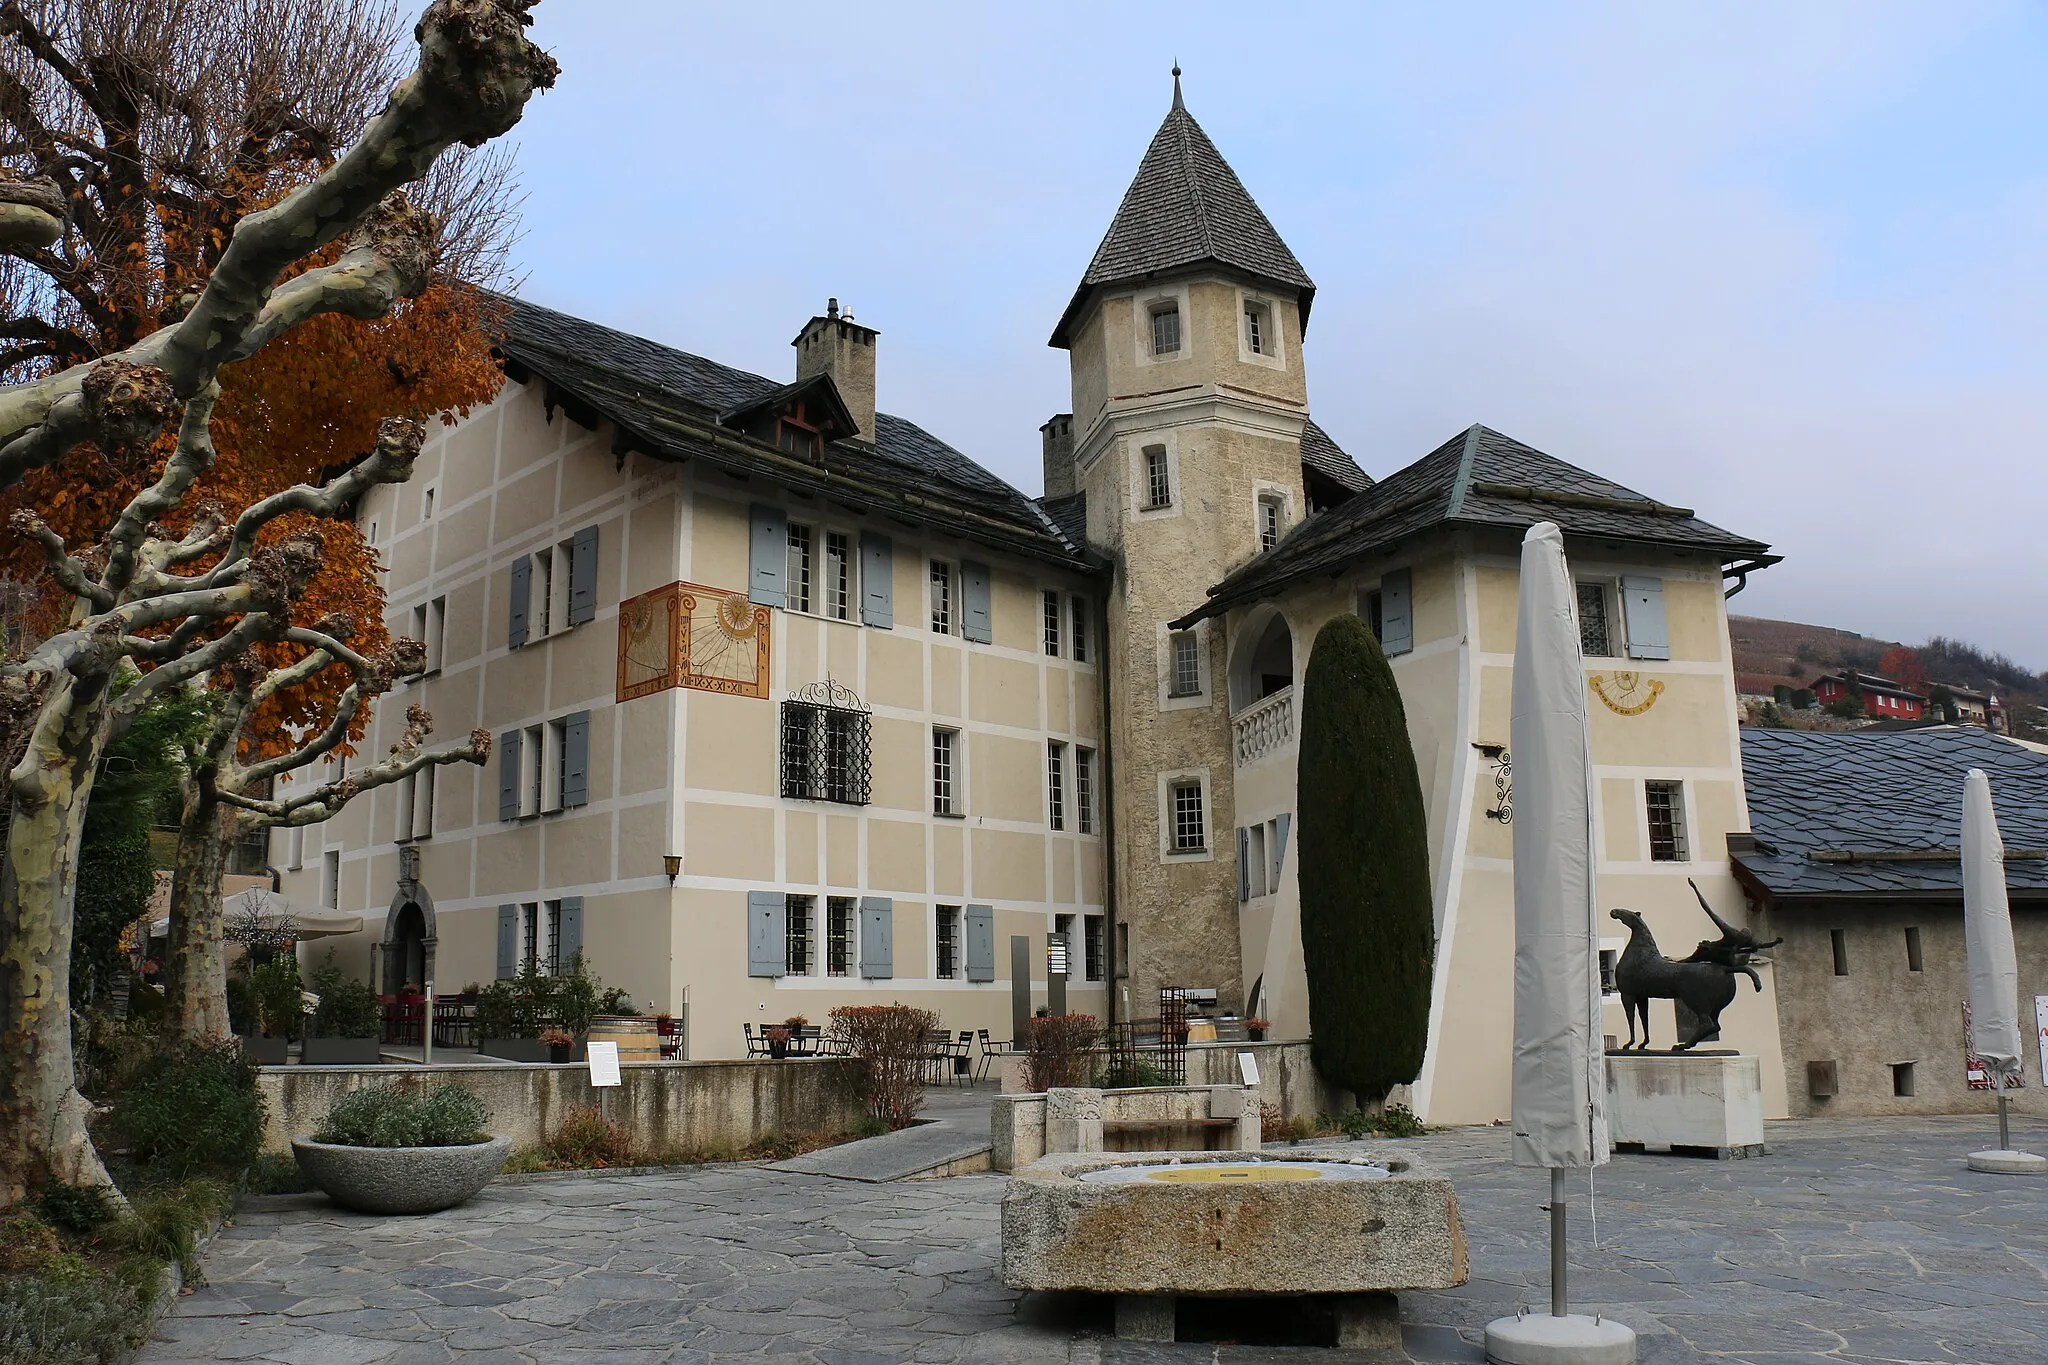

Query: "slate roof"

xmin=1735 ymin=727 xmax=2048 ymax=903
xmin=1173 ymin=424 xmax=1778 ymax=626
xmin=1301 ymin=418 xmax=1372 ymax=495
xmin=490 ymin=296 xmax=1092 ymax=569
xmin=1051 ymin=92 xmax=1314 ymax=347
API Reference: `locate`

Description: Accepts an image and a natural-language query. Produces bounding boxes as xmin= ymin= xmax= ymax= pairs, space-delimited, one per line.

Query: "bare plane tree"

xmin=0 ymin=0 xmax=555 ymax=1202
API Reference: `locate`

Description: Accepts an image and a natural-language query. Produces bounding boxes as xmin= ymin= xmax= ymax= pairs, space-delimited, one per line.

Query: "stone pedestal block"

xmin=1967 ymin=1148 xmax=2048 ymax=1175
xmin=1044 ymin=1087 xmax=1105 ymax=1155
xmin=1484 ymin=1311 xmax=1636 ymax=1364
xmin=1606 ymin=1052 xmax=1765 ymax=1158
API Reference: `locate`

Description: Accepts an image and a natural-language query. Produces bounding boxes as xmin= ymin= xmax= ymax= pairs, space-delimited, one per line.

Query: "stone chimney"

xmin=1040 ymin=413 xmax=1076 ymax=499
xmin=792 ymin=297 xmax=878 ymax=445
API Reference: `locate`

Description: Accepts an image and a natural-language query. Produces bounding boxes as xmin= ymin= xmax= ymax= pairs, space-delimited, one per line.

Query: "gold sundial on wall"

xmin=679 ymin=583 xmax=771 ymax=699
xmin=1590 ymin=671 xmax=1665 ymax=717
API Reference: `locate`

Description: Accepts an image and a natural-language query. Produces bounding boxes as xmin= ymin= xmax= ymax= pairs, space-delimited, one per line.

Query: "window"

xmin=1831 ymin=929 xmax=1849 ymax=977
xmin=786 ymin=895 xmax=814 ymax=975
xmin=1150 ymin=302 xmax=1181 ymax=356
xmin=366 ymin=517 xmax=379 ymax=546
xmin=1042 ymin=590 xmax=1061 ymax=656
xmin=786 ymin=523 xmax=814 ymax=614
xmin=1083 ymin=914 xmax=1106 ymax=982
xmin=544 ymin=899 xmax=565 ymax=974
xmin=1247 ymin=823 xmax=1268 ymax=896
xmin=1244 ymin=301 xmax=1268 ymax=355
xmin=826 ymin=897 xmax=855 ymax=977
xmin=1070 ymin=596 xmax=1090 ymax=663
xmin=399 ymin=765 xmax=435 ymax=842
xmin=1075 ymin=747 xmax=1095 ymax=835
xmin=1143 ymin=445 xmax=1172 ymax=509
xmin=520 ymin=723 xmax=545 ymax=817
xmin=936 ymin=905 xmax=961 ymax=980
xmin=321 ymin=850 xmax=340 ymax=910
xmin=1645 ymin=781 xmax=1688 ymax=862
xmin=779 ymin=698 xmax=872 ymax=805
xmin=1171 ymin=780 xmax=1206 ymax=853
xmin=1047 ymin=741 xmax=1066 ymax=831
xmin=1363 ymin=589 xmax=1383 ymax=642
xmin=1892 ymin=1061 xmax=1916 ymax=1098
xmin=1267 ymin=816 xmax=1284 ymax=888
xmin=533 ymin=546 xmax=554 ymax=638
xmin=1169 ymin=629 xmax=1201 ymax=697
xmin=930 ymin=561 xmax=952 ymax=634
xmin=824 ymin=531 xmax=853 ymax=620
xmin=422 ymin=485 xmax=437 ymax=520
xmin=1905 ymin=926 xmax=1924 ymax=973
xmin=1053 ymin=914 xmax=1075 ymax=977
xmin=1598 ymin=947 xmax=1619 ymax=996
xmin=1258 ymin=494 xmax=1283 ymax=551
xmin=1577 ymin=582 xmax=1612 ymax=658
xmin=546 ymin=717 xmax=571 ymax=813
xmin=427 ymin=596 xmax=445 ymax=673
xmin=932 ymin=728 xmax=958 ymax=815
xmin=409 ymin=602 xmax=428 ymax=677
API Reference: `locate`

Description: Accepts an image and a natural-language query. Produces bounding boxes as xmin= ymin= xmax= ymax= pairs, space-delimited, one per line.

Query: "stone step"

xmin=767 ymin=1120 xmax=992 ymax=1183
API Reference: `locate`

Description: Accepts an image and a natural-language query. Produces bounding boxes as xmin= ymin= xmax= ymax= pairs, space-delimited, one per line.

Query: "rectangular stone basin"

xmin=1001 ymin=1147 xmax=1466 ymax=1297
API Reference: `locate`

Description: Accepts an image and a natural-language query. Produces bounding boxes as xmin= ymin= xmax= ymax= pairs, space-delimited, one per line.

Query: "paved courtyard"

xmin=146 ymin=1114 xmax=2048 ymax=1364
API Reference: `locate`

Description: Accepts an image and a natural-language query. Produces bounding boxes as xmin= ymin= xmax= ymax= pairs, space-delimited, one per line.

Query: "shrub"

xmin=314 ymin=1084 xmax=490 ymax=1148
xmin=828 ymin=1004 xmax=938 ymax=1129
xmin=544 ymin=1107 xmax=631 ymax=1168
xmin=247 ymin=955 xmax=303 ymax=1039
xmin=307 ymin=955 xmax=380 ymax=1039
xmin=1297 ymin=615 xmax=1435 ymax=1104
xmin=114 ymin=1191 xmax=207 ymax=1281
xmin=554 ymin=954 xmax=602 ymax=1036
xmin=111 ymin=1040 xmax=266 ymax=1177
xmin=0 ymin=1266 xmax=152 ymax=1365
xmin=37 ymin=1184 xmax=112 ymax=1234
xmin=1258 ymin=1102 xmax=1285 ymax=1143
xmin=245 ymin=1152 xmax=313 ymax=1195
xmin=1022 ymin=1014 xmax=1101 ymax=1092
xmin=225 ymin=975 xmax=255 ymax=1036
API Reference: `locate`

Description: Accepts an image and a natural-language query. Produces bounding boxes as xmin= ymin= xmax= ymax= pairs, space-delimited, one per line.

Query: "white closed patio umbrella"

xmin=1962 ymin=768 xmax=2045 ymax=1175
xmin=1485 ymin=523 xmax=1635 ymax=1363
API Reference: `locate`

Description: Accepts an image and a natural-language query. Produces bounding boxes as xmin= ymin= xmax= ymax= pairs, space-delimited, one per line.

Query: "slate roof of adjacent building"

xmin=1051 ymin=87 xmax=1315 ymax=347
xmin=1301 ymin=418 xmax=1372 ymax=495
xmin=1174 ymin=423 xmax=1778 ymax=625
xmin=491 ymin=295 xmax=1095 ymax=569
xmin=1735 ymin=727 xmax=2048 ymax=903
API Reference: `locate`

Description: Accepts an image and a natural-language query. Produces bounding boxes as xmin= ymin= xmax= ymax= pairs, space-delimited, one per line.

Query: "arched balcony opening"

xmin=1229 ymin=609 xmax=1297 ymax=766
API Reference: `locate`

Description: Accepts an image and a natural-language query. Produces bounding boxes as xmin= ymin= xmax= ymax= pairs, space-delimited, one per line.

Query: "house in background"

xmin=1735 ymin=726 xmax=2048 ymax=1119
xmin=1813 ymin=670 xmax=1926 ymax=719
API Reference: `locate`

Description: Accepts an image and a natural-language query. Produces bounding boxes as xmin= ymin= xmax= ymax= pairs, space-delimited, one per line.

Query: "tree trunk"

xmin=162 ymin=781 xmax=234 ymax=1044
xmin=0 ymin=674 xmax=119 ymax=1202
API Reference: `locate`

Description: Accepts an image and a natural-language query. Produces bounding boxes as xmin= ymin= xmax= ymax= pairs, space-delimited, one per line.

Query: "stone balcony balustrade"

xmin=1231 ymin=685 xmax=1295 ymax=768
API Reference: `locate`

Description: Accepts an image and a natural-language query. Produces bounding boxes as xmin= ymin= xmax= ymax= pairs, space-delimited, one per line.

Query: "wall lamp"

xmin=663 ymin=853 xmax=681 ymax=886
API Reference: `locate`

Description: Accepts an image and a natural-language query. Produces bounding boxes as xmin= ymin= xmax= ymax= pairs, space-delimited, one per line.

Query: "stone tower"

xmin=1047 ymin=73 xmax=1316 ymax=1020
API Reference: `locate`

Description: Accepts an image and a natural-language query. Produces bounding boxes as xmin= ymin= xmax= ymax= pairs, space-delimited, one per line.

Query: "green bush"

xmin=224 ymin=975 xmax=255 ymax=1036
xmin=244 ymin=1152 xmax=313 ymax=1194
xmin=0 ymin=1264 xmax=153 ymax=1365
xmin=314 ymin=1084 xmax=489 ymax=1148
xmin=307 ymin=956 xmax=380 ymax=1039
xmin=37 ymin=1185 xmax=111 ymax=1234
xmin=1297 ymin=614 xmax=1435 ymax=1104
xmin=113 ymin=1192 xmax=207 ymax=1281
xmin=111 ymin=1040 xmax=266 ymax=1177
xmin=247 ymin=955 xmax=303 ymax=1039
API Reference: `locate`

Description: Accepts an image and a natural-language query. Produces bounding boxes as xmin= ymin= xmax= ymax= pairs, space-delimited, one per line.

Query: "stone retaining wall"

xmin=255 ymin=1059 xmax=863 ymax=1155
xmin=997 ymin=1039 xmax=1348 ymax=1117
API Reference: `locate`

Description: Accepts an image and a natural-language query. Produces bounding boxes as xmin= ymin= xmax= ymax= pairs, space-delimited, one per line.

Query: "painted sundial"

xmin=613 ymin=581 xmax=772 ymax=702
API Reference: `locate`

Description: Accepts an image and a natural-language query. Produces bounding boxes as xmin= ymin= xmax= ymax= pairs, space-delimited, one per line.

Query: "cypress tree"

xmin=1297 ymin=613 xmax=1435 ymax=1103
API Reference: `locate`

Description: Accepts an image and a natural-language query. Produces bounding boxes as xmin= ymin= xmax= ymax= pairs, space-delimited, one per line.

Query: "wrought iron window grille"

xmin=779 ymin=679 xmax=872 ymax=805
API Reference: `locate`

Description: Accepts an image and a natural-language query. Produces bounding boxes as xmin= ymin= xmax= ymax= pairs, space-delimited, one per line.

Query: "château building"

xmin=285 ymin=79 xmax=1787 ymax=1121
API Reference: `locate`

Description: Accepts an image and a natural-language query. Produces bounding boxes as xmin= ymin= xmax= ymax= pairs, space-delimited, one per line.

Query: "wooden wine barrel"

xmin=586 ymin=1015 xmax=660 ymax=1064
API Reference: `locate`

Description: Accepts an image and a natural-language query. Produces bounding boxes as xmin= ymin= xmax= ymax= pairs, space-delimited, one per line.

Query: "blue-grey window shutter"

xmin=965 ymin=904 xmax=995 ymax=982
xmin=747 ymin=891 xmax=786 ymax=977
xmin=859 ymin=896 xmax=893 ymax=979
xmin=860 ymin=531 xmax=893 ymax=627
xmin=1621 ymin=575 xmax=1670 ymax=661
xmin=558 ymin=897 xmax=583 ymax=971
xmin=1379 ymin=568 xmax=1412 ymax=656
xmin=496 ymin=905 xmax=517 ymax=979
xmin=749 ymin=504 xmax=787 ymax=607
xmin=1236 ymin=827 xmax=1250 ymax=902
xmin=498 ymin=728 xmax=521 ymax=822
xmin=1273 ymin=813 xmax=1291 ymax=885
xmin=568 ymin=525 xmax=598 ymax=625
xmin=961 ymin=561 xmax=992 ymax=644
xmin=562 ymin=711 xmax=590 ymax=808
xmin=507 ymin=554 xmax=531 ymax=648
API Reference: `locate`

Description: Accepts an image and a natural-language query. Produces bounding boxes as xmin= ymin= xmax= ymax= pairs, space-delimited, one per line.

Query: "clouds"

xmin=509 ymin=2 xmax=2048 ymax=663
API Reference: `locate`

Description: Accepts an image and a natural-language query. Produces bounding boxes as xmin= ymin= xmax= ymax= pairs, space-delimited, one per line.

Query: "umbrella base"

xmin=1967 ymin=1149 xmax=2048 ymax=1175
xmin=1485 ymin=1311 xmax=1635 ymax=1364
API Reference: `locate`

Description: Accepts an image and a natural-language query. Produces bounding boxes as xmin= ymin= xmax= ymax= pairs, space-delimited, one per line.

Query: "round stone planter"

xmin=291 ymin=1135 xmax=511 ymax=1215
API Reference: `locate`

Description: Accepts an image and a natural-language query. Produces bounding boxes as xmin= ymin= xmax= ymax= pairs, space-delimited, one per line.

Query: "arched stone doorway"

xmin=1228 ymin=608 xmax=1296 ymax=712
xmin=376 ymin=848 xmax=437 ymax=995
xmin=392 ymin=902 xmax=427 ymax=989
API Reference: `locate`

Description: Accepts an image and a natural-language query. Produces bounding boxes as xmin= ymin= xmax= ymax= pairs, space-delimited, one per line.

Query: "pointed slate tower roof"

xmin=1051 ymin=70 xmax=1315 ymax=348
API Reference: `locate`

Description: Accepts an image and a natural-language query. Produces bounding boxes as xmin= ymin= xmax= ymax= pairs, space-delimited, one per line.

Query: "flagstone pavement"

xmin=142 ymin=1113 xmax=2048 ymax=1364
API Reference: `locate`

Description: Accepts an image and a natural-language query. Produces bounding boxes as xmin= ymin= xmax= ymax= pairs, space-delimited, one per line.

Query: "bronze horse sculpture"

xmin=1611 ymin=880 xmax=1781 ymax=1051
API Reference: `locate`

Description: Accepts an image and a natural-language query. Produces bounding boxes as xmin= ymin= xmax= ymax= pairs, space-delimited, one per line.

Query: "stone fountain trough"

xmin=1001 ymin=1146 xmax=1466 ymax=1348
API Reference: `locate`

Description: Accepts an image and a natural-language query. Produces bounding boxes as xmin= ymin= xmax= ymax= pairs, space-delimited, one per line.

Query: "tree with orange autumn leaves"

xmin=0 ymin=1 xmax=519 ymax=1046
xmin=0 ymin=0 xmax=555 ymax=1199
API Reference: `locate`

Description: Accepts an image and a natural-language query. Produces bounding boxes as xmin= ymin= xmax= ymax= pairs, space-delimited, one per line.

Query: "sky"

xmin=501 ymin=2 xmax=2048 ymax=669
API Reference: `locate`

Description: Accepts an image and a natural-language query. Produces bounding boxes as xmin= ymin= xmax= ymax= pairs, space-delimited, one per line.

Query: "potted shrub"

xmin=540 ymin=1026 xmax=574 ymax=1064
xmin=1245 ymin=1016 xmax=1271 ymax=1043
xmin=238 ymin=955 xmax=302 ymax=1065
xmin=475 ymin=965 xmax=570 ymax=1062
xmin=304 ymin=956 xmax=384 ymax=1065
xmin=764 ymin=1023 xmax=791 ymax=1060
xmin=293 ymin=1083 xmax=509 ymax=1214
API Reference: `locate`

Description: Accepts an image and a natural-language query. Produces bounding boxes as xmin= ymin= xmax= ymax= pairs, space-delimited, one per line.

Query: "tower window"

xmin=1645 ymin=781 xmax=1689 ymax=862
xmin=1168 ymin=629 xmax=1201 ymax=697
xmin=1244 ymin=301 xmax=1271 ymax=355
xmin=1904 ymin=926 xmax=1923 ymax=972
xmin=1150 ymin=303 xmax=1181 ymax=356
xmin=1170 ymin=780 xmax=1207 ymax=852
xmin=1258 ymin=494 xmax=1284 ymax=551
xmin=1143 ymin=445 xmax=1172 ymax=509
